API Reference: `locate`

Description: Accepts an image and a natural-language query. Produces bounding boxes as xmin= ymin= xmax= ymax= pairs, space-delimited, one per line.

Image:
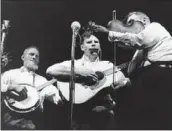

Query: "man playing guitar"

xmin=46 ymin=31 xmax=130 ymax=129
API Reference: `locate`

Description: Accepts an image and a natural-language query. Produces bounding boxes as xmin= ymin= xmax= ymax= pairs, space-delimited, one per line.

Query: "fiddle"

xmin=107 ymin=19 xmax=144 ymax=34
xmin=89 ymin=19 xmax=144 ymax=34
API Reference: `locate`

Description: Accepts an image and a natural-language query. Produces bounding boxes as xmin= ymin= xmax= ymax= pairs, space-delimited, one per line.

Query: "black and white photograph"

xmin=1 ymin=0 xmax=172 ymax=130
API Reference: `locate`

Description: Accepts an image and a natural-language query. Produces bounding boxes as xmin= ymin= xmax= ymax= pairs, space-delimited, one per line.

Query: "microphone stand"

xmin=112 ymin=10 xmax=117 ymax=85
xmin=69 ymin=29 xmax=77 ymax=130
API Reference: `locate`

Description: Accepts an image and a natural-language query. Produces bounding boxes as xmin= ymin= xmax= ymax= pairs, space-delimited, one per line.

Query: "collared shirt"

xmin=59 ymin=55 xmax=125 ymax=83
xmin=1 ymin=66 xmax=61 ymax=105
xmin=108 ymin=22 xmax=172 ymax=63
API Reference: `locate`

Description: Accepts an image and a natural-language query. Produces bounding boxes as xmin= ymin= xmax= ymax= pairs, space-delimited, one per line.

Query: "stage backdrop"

xmin=2 ymin=0 xmax=172 ymax=77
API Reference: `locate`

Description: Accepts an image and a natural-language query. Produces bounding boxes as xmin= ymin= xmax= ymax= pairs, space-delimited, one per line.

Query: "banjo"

xmin=4 ymin=79 xmax=57 ymax=113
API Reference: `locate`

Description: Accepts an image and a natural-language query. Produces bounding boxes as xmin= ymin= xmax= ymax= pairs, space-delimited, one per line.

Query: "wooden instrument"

xmin=88 ymin=19 xmax=145 ymax=75
xmin=88 ymin=16 xmax=144 ymax=34
xmin=4 ymin=79 xmax=57 ymax=113
xmin=58 ymin=62 xmax=129 ymax=104
xmin=108 ymin=19 xmax=144 ymax=34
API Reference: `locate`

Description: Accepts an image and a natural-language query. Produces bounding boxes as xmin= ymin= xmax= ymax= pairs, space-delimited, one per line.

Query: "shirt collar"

xmin=81 ymin=55 xmax=100 ymax=63
xmin=20 ymin=66 xmax=36 ymax=75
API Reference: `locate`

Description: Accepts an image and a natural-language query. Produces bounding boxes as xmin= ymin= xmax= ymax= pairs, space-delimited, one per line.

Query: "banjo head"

xmin=4 ymin=84 xmax=40 ymax=113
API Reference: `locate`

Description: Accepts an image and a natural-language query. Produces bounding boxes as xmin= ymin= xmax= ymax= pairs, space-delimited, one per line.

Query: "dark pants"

xmin=129 ymin=64 xmax=172 ymax=129
xmin=50 ymin=89 xmax=116 ymax=130
xmin=1 ymin=104 xmax=45 ymax=130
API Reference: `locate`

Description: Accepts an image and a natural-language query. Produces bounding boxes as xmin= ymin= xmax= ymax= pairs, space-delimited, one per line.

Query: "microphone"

xmin=71 ymin=21 xmax=81 ymax=35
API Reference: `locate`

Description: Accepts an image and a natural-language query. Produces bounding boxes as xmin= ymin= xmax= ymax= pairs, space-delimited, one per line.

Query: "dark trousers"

xmin=47 ymin=90 xmax=116 ymax=130
xmin=129 ymin=64 xmax=172 ymax=129
xmin=1 ymin=104 xmax=45 ymax=130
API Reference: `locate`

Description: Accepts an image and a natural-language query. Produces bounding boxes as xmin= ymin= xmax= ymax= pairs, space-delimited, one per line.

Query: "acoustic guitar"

xmin=58 ymin=62 xmax=129 ymax=104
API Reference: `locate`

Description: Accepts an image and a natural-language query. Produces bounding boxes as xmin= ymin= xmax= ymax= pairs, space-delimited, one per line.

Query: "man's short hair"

xmin=127 ymin=11 xmax=150 ymax=26
xmin=80 ymin=31 xmax=93 ymax=45
xmin=23 ymin=45 xmax=40 ymax=55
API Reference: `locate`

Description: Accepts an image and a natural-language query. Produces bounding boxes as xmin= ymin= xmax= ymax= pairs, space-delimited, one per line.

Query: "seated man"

xmin=46 ymin=31 xmax=130 ymax=129
xmin=1 ymin=45 xmax=61 ymax=130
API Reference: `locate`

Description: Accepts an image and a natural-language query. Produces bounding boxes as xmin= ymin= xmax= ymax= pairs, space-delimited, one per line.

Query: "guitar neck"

xmin=103 ymin=62 xmax=129 ymax=76
xmin=117 ymin=62 xmax=130 ymax=70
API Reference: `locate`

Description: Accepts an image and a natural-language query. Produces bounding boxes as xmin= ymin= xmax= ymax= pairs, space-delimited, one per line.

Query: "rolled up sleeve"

xmin=108 ymin=23 xmax=165 ymax=49
xmin=108 ymin=31 xmax=144 ymax=49
xmin=1 ymin=71 xmax=12 ymax=92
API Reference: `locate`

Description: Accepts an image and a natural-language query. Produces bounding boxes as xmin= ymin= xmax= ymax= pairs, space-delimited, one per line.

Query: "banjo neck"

xmin=36 ymin=78 xmax=57 ymax=91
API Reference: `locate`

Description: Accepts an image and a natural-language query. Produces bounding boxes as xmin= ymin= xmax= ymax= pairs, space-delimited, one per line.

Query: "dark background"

xmin=2 ymin=0 xmax=172 ymax=77
xmin=2 ymin=0 xmax=172 ymax=129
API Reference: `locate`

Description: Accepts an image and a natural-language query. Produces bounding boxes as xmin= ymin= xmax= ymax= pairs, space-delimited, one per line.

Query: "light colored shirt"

xmin=1 ymin=66 xmax=61 ymax=106
xmin=59 ymin=55 xmax=126 ymax=83
xmin=108 ymin=22 xmax=172 ymax=63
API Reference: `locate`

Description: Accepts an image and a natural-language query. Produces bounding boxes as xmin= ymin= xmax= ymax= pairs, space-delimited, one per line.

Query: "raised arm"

xmin=46 ymin=61 xmax=98 ymax=83
xmin=94 ymin=22 xmax=165 ymax=50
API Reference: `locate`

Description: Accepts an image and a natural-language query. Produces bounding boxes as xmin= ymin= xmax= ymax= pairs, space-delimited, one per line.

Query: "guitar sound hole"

xmin=85 ymin=71 xmax=104 ymax=86
xmin=95 ymin=71 xmax=104 ymax=80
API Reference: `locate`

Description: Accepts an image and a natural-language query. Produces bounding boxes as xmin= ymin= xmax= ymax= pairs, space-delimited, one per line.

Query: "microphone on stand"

xmin=69 ymin=21 xmax=81 ymax=129
xmin=71 ymin=21 xmax=81 ymax=36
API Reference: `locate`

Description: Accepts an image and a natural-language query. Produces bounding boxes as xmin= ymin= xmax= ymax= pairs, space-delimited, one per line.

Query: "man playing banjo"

xmin=1 ymin=45 xmax=61 ymax=130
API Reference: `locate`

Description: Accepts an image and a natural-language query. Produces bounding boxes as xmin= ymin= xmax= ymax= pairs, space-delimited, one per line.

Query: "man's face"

xmin=22 ymin=47 xmax=40 ymax=71
xmin=81 ymin=35 xmax=101 ymax=57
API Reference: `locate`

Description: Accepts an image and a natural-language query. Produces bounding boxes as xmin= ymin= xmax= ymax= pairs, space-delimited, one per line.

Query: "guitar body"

xmin=58 ymin=71 xmax=125 ymax=104
xmin=4 ymin=84 xmax=40 ymax=113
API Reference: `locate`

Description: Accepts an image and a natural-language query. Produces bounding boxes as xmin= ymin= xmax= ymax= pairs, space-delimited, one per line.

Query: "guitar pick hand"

xmin=76 ymin=67 xmax=98 ymax=86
